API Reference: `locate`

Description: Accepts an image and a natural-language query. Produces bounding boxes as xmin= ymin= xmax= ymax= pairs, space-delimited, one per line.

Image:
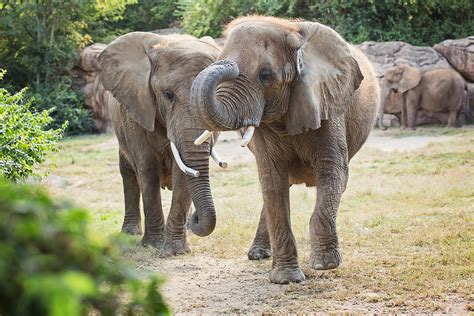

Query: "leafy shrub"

xmin=0 ymin=70 xmax=65 ymax=182
xmin=29 ymin=85 xmax=96 ymax=136
xmin=0 ymin=177 xmax=170 ymax=315
xmin=176 ymin=0 xmax=474 ymax=45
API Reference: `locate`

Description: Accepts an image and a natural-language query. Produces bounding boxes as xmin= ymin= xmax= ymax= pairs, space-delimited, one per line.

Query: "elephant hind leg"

xmin=119 ymin=151 xmax=142 ymax=235
xmin=247 ymin=204 xmax=272 ymax=260
xmin=447 ymin=110 xmax=461 ymax=128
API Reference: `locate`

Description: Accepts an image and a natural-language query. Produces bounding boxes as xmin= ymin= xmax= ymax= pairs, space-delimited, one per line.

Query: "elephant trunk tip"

xmin=188 ymin=211 xmax=216 ymax=237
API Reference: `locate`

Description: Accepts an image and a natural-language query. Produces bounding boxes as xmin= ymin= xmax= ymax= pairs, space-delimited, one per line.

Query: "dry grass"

xmin=40 ymin=128 xmax=474 ymax=313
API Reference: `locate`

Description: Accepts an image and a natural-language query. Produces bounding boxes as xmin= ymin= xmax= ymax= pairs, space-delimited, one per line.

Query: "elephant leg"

xmin=405 ymin=92 xmax=418 ymax=130
xmin=119 ymin=151 xmax=142 ymax=235
xmin=447 ymin=110 xmax=459 ymax=128
xmin=309 ymin=164 xmax=348 ymax=270
xmin=162 ymin=163 xmax=192 ymax=256
xmin=400 ymin=96 xmax=408 ymax=129
xmin=138 ymin=161 xmax=165 ymax=248
xmin=247 ymin=203 xmax=272 ymax=260
xmin=256 ymin=156 xmax=304 ymax=284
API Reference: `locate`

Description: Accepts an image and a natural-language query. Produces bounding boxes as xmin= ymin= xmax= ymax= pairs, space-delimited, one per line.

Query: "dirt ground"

xmin=42 ymin=128 xmax=473 ymax=314
xmin=129 ymin=129 xmax=471 ymax=314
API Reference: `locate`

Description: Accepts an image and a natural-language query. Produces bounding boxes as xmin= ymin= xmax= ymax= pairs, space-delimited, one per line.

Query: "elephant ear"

xmin=286 ymin=22 xmax=363 ymax=135
xmin=398 ymin=66 xmax=421 ymax=94
xmin=99 ymin=32 xmax=165 ymax=131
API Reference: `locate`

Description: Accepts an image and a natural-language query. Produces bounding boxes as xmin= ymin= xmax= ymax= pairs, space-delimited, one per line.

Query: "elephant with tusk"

xmin=191 ymin=16 xmax=380 ymax=284
xmin=99 ymin=32 xmax=227 ymax=256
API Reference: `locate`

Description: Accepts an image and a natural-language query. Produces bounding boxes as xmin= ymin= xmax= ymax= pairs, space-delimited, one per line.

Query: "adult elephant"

xmin=99 ymin=32 xmax=225 ymax=255
xmin=190 ymin=16 xmax=380 ymax=283
xmin=378 ymin=65 xmax=465 ymax=130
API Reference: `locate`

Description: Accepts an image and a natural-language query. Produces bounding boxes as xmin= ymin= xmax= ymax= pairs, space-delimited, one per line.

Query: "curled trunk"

xmin=191 ymin=60 xmax=264 ymax=132
xmin=191 ymin=60 xmax=240 ymax=130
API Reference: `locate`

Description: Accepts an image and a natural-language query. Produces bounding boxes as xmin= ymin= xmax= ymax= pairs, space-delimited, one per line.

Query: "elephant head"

xmin=99 ymin=32 xmax=221 ymax=237
xmin=378 ymin=65 xmax=422 ymax=129
xmin=190 ymin=17 xmax=363 ymax=142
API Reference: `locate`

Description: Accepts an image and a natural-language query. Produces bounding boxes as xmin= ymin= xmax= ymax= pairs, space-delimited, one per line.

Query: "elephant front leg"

xmin=119 ymin=152 xmax=142 ymax=235
xmin=258 ymin=160 xmax=304 ymax=284
xmin=162 ymin=164 xmax=192 ymax=256
xmin=247 ymin=204 xmax=272 ymax=260
xmin=138 ymin=165 xmax=165 ymax=248
xmin=406 ymin=91 xmax=419 ymax=130
xmin=309 ymin=167 xmax=347 ymax=270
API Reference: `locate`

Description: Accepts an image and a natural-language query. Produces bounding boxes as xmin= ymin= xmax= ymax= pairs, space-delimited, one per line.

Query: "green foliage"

xmin=0 ymin=177 xmax=170 ymax=315
xmin=28 ymin=85 xmax=96 ymax=136
xmin=117 ymin=0 xmax=176 ymax=32
xmin=176 ymin=0 xmax=474 ymax=45
xmin=0 ymin=70 xmax=65 ymax=182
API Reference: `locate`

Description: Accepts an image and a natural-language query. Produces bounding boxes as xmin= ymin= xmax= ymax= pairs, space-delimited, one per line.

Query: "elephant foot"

xmin=160 ymin=237 xmax=191 ymax=257
xmin=269 ymin=265 xmax=305 ymax=284
xmin=121 ymin=222 xmax=142 ymax=235
xmin=310 ymin=248 xmax=342 ymax=270
xmin=141 ymin=234 xmax=164 ymax=248
xmin=247 ymin=244 xmax=272 ymax=260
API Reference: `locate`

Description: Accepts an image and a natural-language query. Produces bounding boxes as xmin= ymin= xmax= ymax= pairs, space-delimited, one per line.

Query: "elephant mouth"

xmin=194 ymin=125 xmax=255 ymax=148
xmin=170 ymin=140 xmax=228 ymax=177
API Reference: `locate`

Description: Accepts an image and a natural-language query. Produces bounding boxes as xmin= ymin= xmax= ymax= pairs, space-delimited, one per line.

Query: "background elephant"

xmin=99 ymin=32 xmax=222 ymax=255
xmin=379 ymin=91 xmax=454 ymax=127
xmin=190 ymin=16 xmax=380 ymax=283
xmin=378 ymin=65 xmax=465 ymax=130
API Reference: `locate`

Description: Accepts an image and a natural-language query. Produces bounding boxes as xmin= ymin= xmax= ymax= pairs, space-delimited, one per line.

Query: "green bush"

xmin=0 ymin=70 xmax=65 ymax=182
xmin=29 ymin=85 xmax=96 ymax=136
xmin=176 ymin=0 xmax=474 ymax=45
xmin=0 ymin=177 xmax=169 ymax=315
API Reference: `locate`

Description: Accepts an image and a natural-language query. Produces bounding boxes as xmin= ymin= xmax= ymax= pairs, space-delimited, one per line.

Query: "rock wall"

xmin=74 ymin=43 xmax=111 ymax=133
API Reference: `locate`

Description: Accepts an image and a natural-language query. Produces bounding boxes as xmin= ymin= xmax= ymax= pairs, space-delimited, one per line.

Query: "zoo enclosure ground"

xmin=41 ymin=127 xmax=474 ymax=313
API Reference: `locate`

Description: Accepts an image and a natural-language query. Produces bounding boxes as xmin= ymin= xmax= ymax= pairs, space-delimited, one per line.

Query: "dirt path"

xmin=133 ymin=129 xmax=468 ymax=314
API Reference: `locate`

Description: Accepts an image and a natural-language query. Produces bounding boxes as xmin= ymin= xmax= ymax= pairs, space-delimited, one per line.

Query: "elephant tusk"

xmin=240 ymin=126 xmax=255 ymax=147
xmin=194 ymin=130 xmax=213 ymax=145
xmin=210 ymin=148 xmax=228 ymax=168
xmin=170 ymin=142 xmax=200 ymax=177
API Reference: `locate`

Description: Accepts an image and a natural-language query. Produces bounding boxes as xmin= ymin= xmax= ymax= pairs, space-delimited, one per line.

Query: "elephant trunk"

xmin=191 ymin=60 xmax=264 ymax=132
xmin=378 ymin=86 xmax=390 ymax=130
xmin=177 ymin=135 xmax=216 ymax=237
xmin=191 ymin=60 xmax=240 ymax=131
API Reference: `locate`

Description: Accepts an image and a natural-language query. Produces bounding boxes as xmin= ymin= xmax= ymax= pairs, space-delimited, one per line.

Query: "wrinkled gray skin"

xmin=99 ymin=32 xmax=221 ymax=255
xmin=191 ymin=17 xmax=380 ymax=284
xmin=379 ymin=65 xmax=465 ymax=130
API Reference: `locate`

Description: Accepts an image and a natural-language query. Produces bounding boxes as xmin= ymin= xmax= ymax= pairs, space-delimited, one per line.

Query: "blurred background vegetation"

xmin=0 ymin=0 xmax=473 ymax=136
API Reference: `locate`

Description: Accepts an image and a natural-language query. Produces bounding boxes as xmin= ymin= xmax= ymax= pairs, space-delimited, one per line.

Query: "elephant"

xmin=378 ymin=65 xmax=466 ymax=130
xmin=378 ymin=90 xmax=456 ymax=127
xmin=190 ymin=16 xmax=380 ymax=283
xmin=99 ymin=32 xmax=225 ymax=255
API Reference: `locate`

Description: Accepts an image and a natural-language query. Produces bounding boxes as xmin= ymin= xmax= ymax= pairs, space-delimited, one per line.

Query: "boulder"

xmin=74 ymin=43 xmax=111 ymax=132
xmin=357 ymin=41 xmax=452 ymax=78
xmin=434 ymin=36 xmax=474 ymax=82
xmin=77 ymin=43 xmax=106 ymax=73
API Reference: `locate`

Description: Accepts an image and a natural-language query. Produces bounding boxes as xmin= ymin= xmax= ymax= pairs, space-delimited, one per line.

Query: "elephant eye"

xmin=259 ymin=69 xmax=272 ymax=83
xmin=163 ymin=89 xmax=175 ymax=102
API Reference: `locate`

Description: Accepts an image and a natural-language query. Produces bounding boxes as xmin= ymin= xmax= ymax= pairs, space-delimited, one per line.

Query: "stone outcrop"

xmin=434 ymin=36 xmax=474 ymax=82
xmin=74 ymin=43 xmax=111 ymax=132
xmin=358 ymin=41 xmax=453 ymax=79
